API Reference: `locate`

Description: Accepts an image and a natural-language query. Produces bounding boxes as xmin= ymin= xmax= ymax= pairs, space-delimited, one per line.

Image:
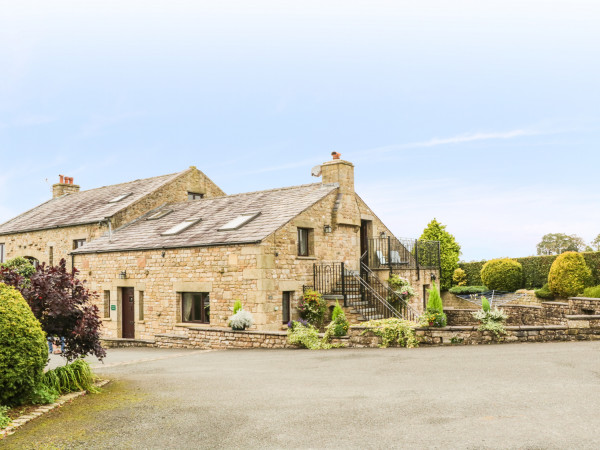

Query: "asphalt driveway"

xmin=3 ymin=342 xmax=600 ymax=449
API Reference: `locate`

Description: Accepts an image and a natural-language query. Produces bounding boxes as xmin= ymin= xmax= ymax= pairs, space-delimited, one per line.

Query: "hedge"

xmin=459 ymin=251 xmax=600 ymax=290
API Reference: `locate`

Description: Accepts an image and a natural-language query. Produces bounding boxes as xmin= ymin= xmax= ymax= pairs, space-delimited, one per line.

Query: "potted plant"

xmin=228 ymin=301 xmax=254 ymax=331
xmin=418 ymin=282 xmax=447 ymax=327
xmin=471 ymin=297 xmax=508 ymax=338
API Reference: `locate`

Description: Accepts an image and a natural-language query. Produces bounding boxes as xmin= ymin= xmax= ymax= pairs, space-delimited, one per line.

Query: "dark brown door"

xmin=360 ymin=220 xmax=370 ymax=267
xmin=122 ymin=287 xmax=135 ymax=339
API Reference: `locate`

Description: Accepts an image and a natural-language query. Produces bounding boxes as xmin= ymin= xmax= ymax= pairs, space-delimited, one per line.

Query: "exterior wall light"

xmin=380 ymin=231 xmax=386 ymax=238
xmin=324 ymin=225 xmax=332 ymax=233
xmin=119 ymin=270 xmax=127 ymax=279
xmin=430 ymin=273 xmax=437 ymax=281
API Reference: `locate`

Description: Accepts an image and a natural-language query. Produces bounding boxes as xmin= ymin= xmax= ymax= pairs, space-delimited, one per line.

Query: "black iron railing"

xmin=360 ymin=262 xmax=420 ymax=322
xmin=313 ymin=262 xmax=347 ymax=306
xmin=366 ymin=237 xmax=440 ymax=273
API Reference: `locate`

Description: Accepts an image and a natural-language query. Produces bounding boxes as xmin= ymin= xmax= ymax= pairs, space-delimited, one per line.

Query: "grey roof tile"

xmin=72 ymin=183 xmax=338 ymax=253
xmin=0 ymin=171 xmax=185 ymax=235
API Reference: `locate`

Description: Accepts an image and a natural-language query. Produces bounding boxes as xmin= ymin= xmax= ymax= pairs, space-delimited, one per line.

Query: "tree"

xmin=536 ymin=233 xmax=587 ymax=255
xmin=591 ymin=234 xmax=600 ymax=252
xmin=0 ymin=259 xmax=106 ymax=361
xmin=420 ymin=219 xmax=461 ymax=291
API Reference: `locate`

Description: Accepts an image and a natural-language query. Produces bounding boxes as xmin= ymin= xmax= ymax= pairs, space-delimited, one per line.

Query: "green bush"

xmin=582 ymin=285 xmax=600 ymax=298
xmin=358 ymin=318 xmax=418 ymax=348
xmin=329 ymin=301 xmax=349 ymax=336
xmin=0 ymin=405 xmax=11 ymax=429
xmin=0 ymin=283 xmax=48 ymax=406
xmin=448 ymin=285 xmax=488 ymax=295
xmin=534 ymin=284 xmax=555 ymax=300
xmin=460 ymin=251 xmax=600 ymax=289
xmin=297 ymin=290 xmax=328 ymax=329
xmin=0 ymin=256 xmax=36 ymax=279
xmin=42 ymin=359 xmax=98 ymax=396
xmin=481 ymin=296 xmax=491 ymax=312
xmin=233 ymin=300 xmax=243 ymax=315
xmin=452 ymin=268 xmax=467 ymax=286
xmin=548 ymin=252 xmax=592 ymax=298
xmin=480 ymin=258 xmax=523 ymax=291
xmin=422 ymin=282 xmax=446 ymax=327
xmin=287 ymin=321 xmax=332 ymax=350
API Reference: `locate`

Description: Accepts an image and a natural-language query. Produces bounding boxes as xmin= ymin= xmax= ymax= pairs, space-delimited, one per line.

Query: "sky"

xmin=1 ymin=0 xmax=599 ymax=261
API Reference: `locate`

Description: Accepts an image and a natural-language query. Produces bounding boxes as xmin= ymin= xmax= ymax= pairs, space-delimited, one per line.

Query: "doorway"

xmin=360 ymin=220 xmax=371 ymax=268
xmin=122 ymin=287 xmax=135 ymax=339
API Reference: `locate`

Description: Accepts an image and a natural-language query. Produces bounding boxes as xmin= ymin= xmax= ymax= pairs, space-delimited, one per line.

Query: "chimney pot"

xmin=332 ymin=152 xmax=341 ymax=160
xmin=59 ymin=175 xmax=64 ymax=184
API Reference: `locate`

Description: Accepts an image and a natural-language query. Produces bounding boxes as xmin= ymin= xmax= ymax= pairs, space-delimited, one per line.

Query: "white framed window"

xmin=218 ymin=212 xmax=261 ymax=231
xmin=188 ymin=192 xmax=204 ymax=200
xmin=161 ymin=218 xmax=202 ymax=236
xmin=146 ymin=209 xmax=173 ymax=220
xmin=73 ymin=239 xmax=86 ymax=249
xmin=108 ymin=193 xmax=132 ymax=203
xmin=0 ymin=243 xmax=4 ymax=263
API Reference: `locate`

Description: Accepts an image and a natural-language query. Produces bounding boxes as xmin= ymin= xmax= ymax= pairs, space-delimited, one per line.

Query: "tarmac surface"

xmin=3 ymin=341 xmax=600 ymax=449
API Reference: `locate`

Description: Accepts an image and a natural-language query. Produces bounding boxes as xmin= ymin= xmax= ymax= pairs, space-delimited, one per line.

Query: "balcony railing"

xmin=364 ymin=237 xmax=440 ymax=273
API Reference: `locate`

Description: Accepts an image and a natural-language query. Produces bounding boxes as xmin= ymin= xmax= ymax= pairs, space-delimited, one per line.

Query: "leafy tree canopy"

xmin=536 ymin=233 xmax=587 ymax=255
xmin=0 ymin=259 xmax=106 ymax=361
xmin=591 ymin=234 xmax=600 ymax=252
xmin=420 ymin=218 xmax=461 ymax=291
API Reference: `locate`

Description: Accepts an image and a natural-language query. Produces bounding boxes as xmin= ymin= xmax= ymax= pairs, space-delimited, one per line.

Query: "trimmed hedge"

xmin=548 ymin=252 xmax=592 ymax=298
xmin=0 ymin=283 xmax=48 ymax=406
xmin=481 ymin=258 xmax=523 ymax=291
xmin=459 ymin=251 xmax=600 ymax=290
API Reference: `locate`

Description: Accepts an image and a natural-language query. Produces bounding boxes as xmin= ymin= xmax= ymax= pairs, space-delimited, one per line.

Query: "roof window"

xmin=108 ymin=193 xmax=132 ymax=203
xmin=146 ymin=209 xmax=173 ymax=220
xmin=161 ymin=219 xmax=201 ymax=236
xmin=218 ymin=212 xmax=261 ymax=231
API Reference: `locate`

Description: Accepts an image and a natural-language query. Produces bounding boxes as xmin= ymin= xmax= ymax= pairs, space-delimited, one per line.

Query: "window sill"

xmin=101 ymin=318 xmax=112 ymax=322
xmin=296 ymin=256 xmax=317 ymax=260
xmin=175 ymin=322 xmax=210 ymax=327
xmin=137 ymin=320 xmax=145 ymax=324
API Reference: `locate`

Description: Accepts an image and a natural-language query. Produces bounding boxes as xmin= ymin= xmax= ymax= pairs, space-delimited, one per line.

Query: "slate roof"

xmin=72 ymin=183 xmax=339 ymax=254
xmin=0 ymin=171 xmax=185 ymax=235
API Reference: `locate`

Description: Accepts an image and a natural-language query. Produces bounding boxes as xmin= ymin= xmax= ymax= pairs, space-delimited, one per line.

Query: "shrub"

xmin=287 ymin=321 xmax=332 ymax=350
xmin=0 ymin=256 xmax=36 ymax=280
xmin=0 ymin=283 xmax=48 ymax=406
xmin=481 ymin=296 xmax=490 ymax=312
xmin=328 ymin=302 xmax=349 ymax=337
xmin=480 ymin=258 xmax=523 ymax=291
xmin=358 ymin=318 xmax=418 ymax=348
xmin=0 ymin=259 xmax=106 ymax=362
xmin=387 ymin=274 xmax=415 ymax=299
xmin=452 ymin=268 xmax=467 ymax=286
xmin=582 ymin=285 xmax=600 ymax=299
xmin=297 ymin=290 xmax=328 ymax=329
xmin=0 ymin=405 xmax=11 ymax=429
xmin=233 ymin=300 xmax=243 ymax=315
xmin=534 ymin=283 xmax=555 ymax=300
xmin=421 ymin=282 xmax=446 ymax=327
xmin=42 ymin=359 xmax=98 ymax=396
xmin=448 ymin=285 xmax=488 ymax=295
xmin=228 ymin=310 xmax=254 ymax=330
xmin=548 ymin=252 xmax=592 ymax=298
xmin=472 ymin=305 xmax=508 ymax=338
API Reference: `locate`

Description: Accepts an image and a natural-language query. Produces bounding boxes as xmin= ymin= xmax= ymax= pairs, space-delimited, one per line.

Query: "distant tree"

xmin=420 ymin=219 xmax=461 ymax=291
xmin=536 ymin=233 xmax=587 ymax=255
xmin=591 ymin=234 xmax=600 ymax=252
xmin=0 ymin=259 xmax=106 ymax=361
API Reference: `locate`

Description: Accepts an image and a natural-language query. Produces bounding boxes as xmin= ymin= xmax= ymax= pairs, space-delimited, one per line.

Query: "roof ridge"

xmin=204 ymin=182 xmax=337 ymax=201
xmin=78 ymin=170 xmax=185 ymax=194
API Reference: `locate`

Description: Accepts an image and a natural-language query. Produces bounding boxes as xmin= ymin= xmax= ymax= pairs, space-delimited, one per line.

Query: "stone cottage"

xmin=0 ymin=167 xmax=224 ymax=266
xmin=69 ymin=154 xmax=440 ymax=340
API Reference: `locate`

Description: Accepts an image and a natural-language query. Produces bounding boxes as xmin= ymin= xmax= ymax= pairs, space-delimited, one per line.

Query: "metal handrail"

xmin=360 ymin=262 xmax=420 ymax=322
xmin=346 ymin=270 xmax=405 ymax=321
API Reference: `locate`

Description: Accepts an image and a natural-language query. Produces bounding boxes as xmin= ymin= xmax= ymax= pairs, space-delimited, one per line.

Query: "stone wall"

xmin=155 ymin=327 xmax=290 ymax=349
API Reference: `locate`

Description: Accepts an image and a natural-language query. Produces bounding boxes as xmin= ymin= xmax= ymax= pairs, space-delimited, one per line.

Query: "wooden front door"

xmin=122 ymin=287 xmax=135 ymax=339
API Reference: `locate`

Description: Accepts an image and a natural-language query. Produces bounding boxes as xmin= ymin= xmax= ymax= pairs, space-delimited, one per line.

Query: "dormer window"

xmin=146 ymin=209 xmax=173 ymax=220
xmin=218 ymin=212 xmax=261 ymax=231
xmin=188 ymin=192 xmax=204 ymax=200
xmin=108 ymin=193 xmax=132 ymax=203
xmin=161 ymin=218 xmax=201 ymax=236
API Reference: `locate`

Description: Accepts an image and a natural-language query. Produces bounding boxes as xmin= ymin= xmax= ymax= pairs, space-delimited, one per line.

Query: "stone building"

xmin=68 ymin=154 xmax=440 ymax=340
xmin=0 ymin=167 xmax=224 ymax=267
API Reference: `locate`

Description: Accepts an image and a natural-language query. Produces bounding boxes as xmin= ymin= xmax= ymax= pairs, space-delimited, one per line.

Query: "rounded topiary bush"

xmin=548 ymin=251 xmax=592 ymax=298
xmin=0 ymin=283 xmax=48 ymax=406
xmin=480 ymin=258 xmax=523 ymax=291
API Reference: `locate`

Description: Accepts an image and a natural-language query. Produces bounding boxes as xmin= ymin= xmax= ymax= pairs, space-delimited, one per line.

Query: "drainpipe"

xmin=103 ymin=217 xmax=113 ymax=242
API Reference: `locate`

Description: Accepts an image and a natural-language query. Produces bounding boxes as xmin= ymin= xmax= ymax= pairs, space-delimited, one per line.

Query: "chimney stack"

xmin=52 ymin=175 xmax=80 ymax=198
xmin=320 ymin=153 xmax=360 ymax=227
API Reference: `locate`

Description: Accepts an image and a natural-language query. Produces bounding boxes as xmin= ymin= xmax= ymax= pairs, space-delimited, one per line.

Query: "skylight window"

xmin=108 ymin=193 xmax=132 ymax=203
xmin=218 ymin=212 xmax=261 ymax=231
xmin=161 ymin=219 xmax=201 ymax=236
xmin=146 ymin=209 xmax=173 ymax=220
